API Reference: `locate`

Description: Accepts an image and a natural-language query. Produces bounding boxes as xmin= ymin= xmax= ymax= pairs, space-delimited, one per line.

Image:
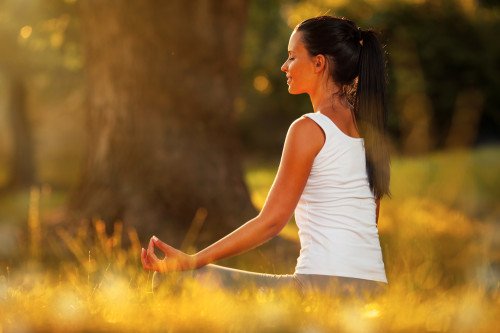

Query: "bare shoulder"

xmin=289 ymin=115 xmax=324 ymax=136
xmin=285 ymin=115 xmax=325 ymax=155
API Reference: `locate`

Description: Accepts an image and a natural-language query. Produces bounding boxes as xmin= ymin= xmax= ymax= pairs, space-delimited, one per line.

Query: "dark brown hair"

xmin=297 ymin=16 xmax=391 ymax=199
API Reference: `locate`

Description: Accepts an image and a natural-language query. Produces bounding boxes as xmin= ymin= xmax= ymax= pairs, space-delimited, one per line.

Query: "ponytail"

xmin=355 ymin=29 xmax=391 ymax=199
xmin=296 ymin=16 xmax=391 ymax=199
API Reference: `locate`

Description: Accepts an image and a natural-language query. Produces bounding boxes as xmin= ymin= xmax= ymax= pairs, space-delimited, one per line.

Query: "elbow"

xmin=258 ymin=212 xmax=290 ymax=237
xmin=271 ymin=222 xmax=288 ymax=237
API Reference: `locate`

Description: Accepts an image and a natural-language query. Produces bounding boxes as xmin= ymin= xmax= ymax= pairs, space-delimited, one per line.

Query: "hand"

xmin=141 ymin=236 xmax=197 ymax=273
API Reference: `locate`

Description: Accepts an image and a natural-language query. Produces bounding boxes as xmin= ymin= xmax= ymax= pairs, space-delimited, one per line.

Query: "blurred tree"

xmin=0 ymin=5 xmax=36 ymax=190
xmin=5 ymin=79 xmax=35 ymax=188
xmin=381 ymin=1 xmax=494 ymax=149
xmin=72 ymin=0 xmax=256 ymax=247
xmin=478 ymin=0 xmax=500 ymax=8
xmin=0 ymin=0 xmax=80 ymax=190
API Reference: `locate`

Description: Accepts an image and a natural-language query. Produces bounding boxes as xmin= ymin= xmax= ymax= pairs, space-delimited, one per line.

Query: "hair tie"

xmin=358 ymin=28 xmax=363 ymax=46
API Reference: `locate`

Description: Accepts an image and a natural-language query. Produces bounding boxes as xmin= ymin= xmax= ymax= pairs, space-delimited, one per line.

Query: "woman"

xmin=141 ymin=15 xmax=390 ymax=298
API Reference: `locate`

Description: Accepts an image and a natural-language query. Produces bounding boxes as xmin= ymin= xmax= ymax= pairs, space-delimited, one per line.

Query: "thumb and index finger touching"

xmin=151 ymin=236 xmax=178 ymax=256
xmin=141 ymin=235 xmax=179 ymax=268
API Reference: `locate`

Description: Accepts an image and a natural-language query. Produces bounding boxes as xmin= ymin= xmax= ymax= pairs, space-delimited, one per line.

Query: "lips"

xmin=286 ymin=76 xmax=292 ymax=84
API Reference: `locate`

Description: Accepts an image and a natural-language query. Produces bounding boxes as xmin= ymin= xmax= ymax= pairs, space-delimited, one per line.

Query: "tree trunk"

xmin=6 ymin=77 xmax=36 ymax=189
xmin=71 ymin=0 xmax=256 ymax=247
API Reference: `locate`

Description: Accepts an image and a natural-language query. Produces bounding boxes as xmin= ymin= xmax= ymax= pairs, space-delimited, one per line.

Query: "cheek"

xmin=290 ymin=64 xmax=305 ymax=83
xmin=290 ymin=61 xmax=307 ymax=78
xmin=288 ymin=65 xmax=299 ymax=80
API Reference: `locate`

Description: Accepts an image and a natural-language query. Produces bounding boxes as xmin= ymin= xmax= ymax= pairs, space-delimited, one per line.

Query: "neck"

xmin=309 ymin=79 xmax=341 ymax=113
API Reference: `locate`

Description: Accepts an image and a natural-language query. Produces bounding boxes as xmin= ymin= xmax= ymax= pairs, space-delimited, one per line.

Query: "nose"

xmin=281 ymin=61 xmax=287 ymax=73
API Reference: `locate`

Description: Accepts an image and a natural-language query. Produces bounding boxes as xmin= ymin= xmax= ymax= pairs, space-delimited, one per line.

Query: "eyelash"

xmin=288 ymin=57 xmax=295 ymax=61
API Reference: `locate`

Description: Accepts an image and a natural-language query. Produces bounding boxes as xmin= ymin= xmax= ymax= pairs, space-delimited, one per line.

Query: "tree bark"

xmin=72 ymin=0 xmax=256 ymax=247
xmin=6 ymin=77 xmax=36 ymax=189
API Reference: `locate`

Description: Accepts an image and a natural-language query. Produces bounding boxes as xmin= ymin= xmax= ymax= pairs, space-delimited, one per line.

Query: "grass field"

xmin=0 ymin=146 xmax=498 ymax=332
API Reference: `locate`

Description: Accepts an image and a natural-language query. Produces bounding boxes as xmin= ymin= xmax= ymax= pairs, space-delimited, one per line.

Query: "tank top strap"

xmin=305 ymin=112 xmax=365 ymax=143
xmin=303 ymin=113 xmax=334 ymax=139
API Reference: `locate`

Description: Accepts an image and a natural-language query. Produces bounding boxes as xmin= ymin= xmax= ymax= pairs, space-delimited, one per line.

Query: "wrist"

xmin=191 ymin=253 xmax=201 ymax=269
xmin=192 ymin=252 xmax=210 ymax=269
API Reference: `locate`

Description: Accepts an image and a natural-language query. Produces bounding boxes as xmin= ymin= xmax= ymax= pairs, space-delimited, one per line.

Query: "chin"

xmin=287 ymin=85 xmax=296 ymax=93
xmin=288 ymin=87 xmax=304 ymax=95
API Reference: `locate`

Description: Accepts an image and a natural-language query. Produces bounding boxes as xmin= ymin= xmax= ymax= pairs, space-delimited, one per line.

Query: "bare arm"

xmin=142 ymin=116 xmax=324 ymax=272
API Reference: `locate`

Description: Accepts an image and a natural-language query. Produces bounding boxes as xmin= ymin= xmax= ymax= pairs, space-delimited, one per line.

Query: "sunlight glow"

xmin=28 ymin=187 xmax=41 ymax=260
xmin=363 ymin=303 xmax=381 ymax=318
xmin=20 ymin=25 xmax=32 ymax=39
xmin=341 ymin=306 xmax=375 ymax=333
xmin=0 ymin=275 xmax=7 ymax=301
xmin=253 ymin=75 xmax=271 ymax=93
xmin=50 ymin=32 xmax=64 ymax=48
xmin=0 ymin=148 xmax=497 ymax=331
xmin=53 ymin=289 xmax=84 ymax=323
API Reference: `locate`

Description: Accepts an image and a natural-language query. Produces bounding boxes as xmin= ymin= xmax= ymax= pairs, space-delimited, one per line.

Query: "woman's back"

xmin=294 ymin=112 xmax=387 ymax=282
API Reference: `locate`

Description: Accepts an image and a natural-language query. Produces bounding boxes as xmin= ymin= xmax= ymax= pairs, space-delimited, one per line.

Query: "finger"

xmin=144 ymin=249 xmax=164 ymax=272
xmin=147 ymin=237 xmax=160 ymax=261
xmin=141 ymin=248 xmax=152 ymax=270
xmin=152 ymin=236 xmax=178 ymax=256
xmin=142 ymin=247 xmax=152 ymax=265
xmin=147 ymin=248 xmax=160 ymax=262
xmin=148 ymin=237 xmax=155 ymax=255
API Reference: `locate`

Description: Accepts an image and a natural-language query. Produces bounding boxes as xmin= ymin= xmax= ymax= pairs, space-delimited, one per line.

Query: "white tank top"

xmin=294 ymin=112 xmax=387 ymax=283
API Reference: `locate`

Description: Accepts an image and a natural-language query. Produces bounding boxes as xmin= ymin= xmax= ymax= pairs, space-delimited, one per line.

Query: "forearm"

xmin=193 ymin=216 xmax=278 ymax=268
xmin=189 ymin=118 xmax=318 ymax=268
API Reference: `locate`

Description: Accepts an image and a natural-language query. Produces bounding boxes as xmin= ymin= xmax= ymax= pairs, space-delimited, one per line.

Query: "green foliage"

xmin=380 ymin=1 xmax=500 ymax=147
xmin=239 ymin=0 xmax=312 ymax=155
xmin=239 ymin=0 xmax=500 ymax=154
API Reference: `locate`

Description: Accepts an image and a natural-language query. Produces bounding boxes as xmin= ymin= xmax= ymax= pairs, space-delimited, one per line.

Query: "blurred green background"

xmin=0 ymin=1 xmax=499 ymax=331
xmin=0 ymin=0 xmax=498 ymax=283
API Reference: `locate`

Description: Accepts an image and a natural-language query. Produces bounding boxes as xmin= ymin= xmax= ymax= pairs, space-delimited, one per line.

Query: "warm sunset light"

xmin=19 ymin=25 xmax=32 ymax=39
xmin=253 ymin=74 xmax=270 ymax=93
xmin=0 ymin=0 xmax=498 ymax=331
xmin=363 ymin=302 xmax=381 ymax=318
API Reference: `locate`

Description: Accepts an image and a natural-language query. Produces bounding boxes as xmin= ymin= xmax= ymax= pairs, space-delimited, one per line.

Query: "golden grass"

xmin=0 ymin=146 xmax=499 ymax=332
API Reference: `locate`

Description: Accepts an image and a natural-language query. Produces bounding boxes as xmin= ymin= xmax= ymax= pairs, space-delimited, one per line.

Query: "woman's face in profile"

xmin=281 ymin=30 xmax=316 ymax=95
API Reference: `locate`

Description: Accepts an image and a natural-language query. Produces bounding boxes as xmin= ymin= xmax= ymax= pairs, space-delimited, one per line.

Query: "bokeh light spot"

xmin=253 ymin=75 xmax=271 ymax=93
xmin=20 ymin=25 xmax=32 ymax=39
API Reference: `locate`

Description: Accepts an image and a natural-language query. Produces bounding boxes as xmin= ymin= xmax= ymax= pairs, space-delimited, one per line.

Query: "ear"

xmin=313 ymin=54 xmax=327 ymax=73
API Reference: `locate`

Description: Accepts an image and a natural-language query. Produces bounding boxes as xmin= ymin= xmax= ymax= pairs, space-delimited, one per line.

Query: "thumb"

xmin=152 ymin=236 xmax=178 ymax=256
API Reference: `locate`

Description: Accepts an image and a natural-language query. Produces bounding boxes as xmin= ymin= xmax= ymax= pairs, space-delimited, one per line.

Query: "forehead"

xmin=288 ymin=30 xmax=305 ymax=52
